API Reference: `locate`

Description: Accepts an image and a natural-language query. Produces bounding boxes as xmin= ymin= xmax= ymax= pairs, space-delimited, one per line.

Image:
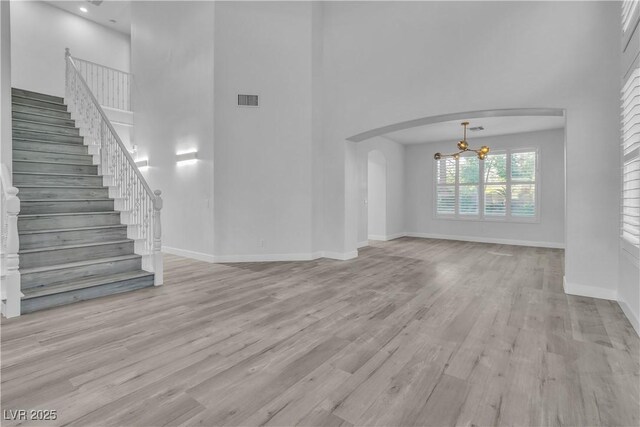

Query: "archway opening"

xmin=367 ymin=150 xmax=387 ymax=241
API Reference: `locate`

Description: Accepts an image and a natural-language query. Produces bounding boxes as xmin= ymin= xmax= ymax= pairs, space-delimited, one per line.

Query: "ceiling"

xmin=383 ymin=115 xmax=565 ymax=145
xmin=44 ymin=0 xmax=131 ymax=35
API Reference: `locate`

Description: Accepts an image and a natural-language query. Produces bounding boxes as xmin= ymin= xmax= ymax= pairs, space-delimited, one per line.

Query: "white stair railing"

xmin=73 ymin=56 xmax=131 ymax=111
xmin=1 ymin=163 xmax=23 ymax=318
xmin=65 ymin=48 xmax=163 ymax=286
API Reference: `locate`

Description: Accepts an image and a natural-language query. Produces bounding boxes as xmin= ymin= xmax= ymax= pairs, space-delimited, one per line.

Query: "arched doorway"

xmin=367 ymin=150 xmax=387 ymax=241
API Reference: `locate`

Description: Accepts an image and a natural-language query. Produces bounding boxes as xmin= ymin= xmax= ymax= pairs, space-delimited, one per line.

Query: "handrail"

xmin=66 ymin=49 xmax=153 ymax=199
xmin=72 ymin=55 xmax=131 ymax=111
xmin=65 ymin=48 xmax=163 ymax=286
xmin=72 ymin=56 xmax=130 ymax=74
xmin=1 ymin=163 xmax=22 ymax=318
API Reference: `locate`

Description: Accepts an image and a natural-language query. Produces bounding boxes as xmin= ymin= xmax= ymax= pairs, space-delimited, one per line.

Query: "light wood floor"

xmin=1 ymin=238 xmax=638 ymax=427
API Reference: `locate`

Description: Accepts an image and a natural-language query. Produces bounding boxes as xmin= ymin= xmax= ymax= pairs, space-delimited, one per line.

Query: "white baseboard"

xmin=563 ymin=276 xmax=639 ymax=337
xmin=405 ymin=232 xmax=564 ymax=249
xmin=618 ymin=297 xmax=640 ymax=337
xmin=367 ymin=232 xmax=407 ymax=242
xmin=215 ymin=250 xmax=358 ymax=263
xmin=162 ymin=246 xmax=216 ymax=263
xmin=562 ymin=276 xmax=618 ymax=301
xmin=163 ymin=246 xmax=358 ymax=263
xmin=322 ymin=250 xmax=358 ymax=261
xmin=213 ymin=252 xmax=318 ymax=263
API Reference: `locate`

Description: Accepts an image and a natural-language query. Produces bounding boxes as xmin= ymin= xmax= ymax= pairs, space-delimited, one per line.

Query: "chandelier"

xmin=434 ymin=122 xmax=490 ymax=161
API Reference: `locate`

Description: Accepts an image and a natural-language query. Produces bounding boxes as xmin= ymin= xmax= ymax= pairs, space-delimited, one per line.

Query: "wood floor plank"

xmin=1 ymin=238 xmax=637 ymax=427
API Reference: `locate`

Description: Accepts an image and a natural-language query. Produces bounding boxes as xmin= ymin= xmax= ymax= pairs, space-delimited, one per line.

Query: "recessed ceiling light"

xmin=79 ymin=7 xmax=88 ymax=13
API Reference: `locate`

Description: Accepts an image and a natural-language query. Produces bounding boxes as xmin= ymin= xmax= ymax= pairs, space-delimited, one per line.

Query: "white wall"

xmin=405 ymin=128 xmax=565 ymax=247
xmin=618 ymin=7 xmax=640 ymax=335
xmin=321 ymin=1 xmax=620 ymax=298
xmin=131 ymin=1 xmax=215 ymax=260
xmin=357 ymin=137 xmax=405 ymax=245
xmin=367 ymin=150 xmax=387 ymax=240
xmin=1 ymin=0 xmax=11 ymax=171
xmin=213 ymin=1 xmax=317 ymax=260
xmin=10 ymin=1 xmax=130 ymax=98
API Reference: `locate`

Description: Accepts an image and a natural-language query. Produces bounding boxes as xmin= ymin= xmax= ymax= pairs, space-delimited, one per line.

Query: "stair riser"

xmin=14 ymin=140 xmax=89 ymax=155
xmin=13 ymin=174 xmax=103 ymax=187
xmin=13 ymin=129 xmax=83 ymax=144
xmin=12 ymin=111 xmax=75 ymax=127
xmin=13 ymin=120 xmax=80 ymax=137
xmin=20 ymin=227 xmax=129 ymax=250
xmin=18 ymin=213 xmax=121 ymax=231
xmin=18 ymin=187 xmax=109 ymax=200
xmin=22 ymin=257 xmax=142 ymax=289
xmin=21 ymin=200 xmax=114 ymax=215
xmin=21 ymin=241 xmax=135 ymax=269
xmin=11 ymin=96 xmax=67 ymax=111
xmin=12 ymin=103 xmax=71 ymax=119
xmin=13 ymin=149 xmax=93 ymax=165
xmin=12 ymin=89 xmax=64 ymax=104
xmin=14 ymin=161 xmax=97 ymax=175
xmin=21 ymin=275 xmax=154 ymax=314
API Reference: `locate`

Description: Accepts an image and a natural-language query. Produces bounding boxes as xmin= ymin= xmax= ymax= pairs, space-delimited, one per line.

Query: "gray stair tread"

xmin=20 ymin=254 xmax=142 ymax=274
xmin=13 ymin=159 xmax=95 ymax=167
xmin=19 ymin=239 xmax=132 ymax=254
xmin=13 ymin=128 xmax=81 ymax=138
xmin=12 ymin=101 xmax=68 ymax=113
xmin=21 ymin=198 xmax=112 ymax=202
xmin=20 ymin=211 xmax=118 ymax=218
xmin=12 ymin=94 xmax=65 ymax=107
xmin=22 ymin=270 xmax=153 ymax=299
xmin=14 ymin=172 xmax=98 ymax=177
xmin=19 ymin=225 xmax=127 ymax=235
xmin=13 ymin=137 xmax=84 ymax=147
xmin=15 ymin=185 xmax=103 ymax=189
xmin=12 ymin=118 xmax=77 ymax=131
xmin=13 ymin=109 xmax=68 ymax=118
xmin=12 ymin=150 xmax=92 ymax=160
xmin=12 ymin=88 xmax=64 ymax=102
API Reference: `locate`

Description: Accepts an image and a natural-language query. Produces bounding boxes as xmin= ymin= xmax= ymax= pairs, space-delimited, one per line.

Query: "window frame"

xmin=621 ymin=67 xmax=640 ymax=259
xmin=433 ymin=147 xmax=540 ymax=223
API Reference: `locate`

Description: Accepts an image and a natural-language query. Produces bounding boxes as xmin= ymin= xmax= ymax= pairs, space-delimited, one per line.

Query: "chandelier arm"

xmin=433 ymin=121 xmax=490 ymax=161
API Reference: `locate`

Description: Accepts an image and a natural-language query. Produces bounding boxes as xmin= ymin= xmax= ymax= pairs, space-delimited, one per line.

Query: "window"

xmin=435 ymin=149 xmax=538 ymax=221
xmin=621 ymin=68 xmax=640 ymax=257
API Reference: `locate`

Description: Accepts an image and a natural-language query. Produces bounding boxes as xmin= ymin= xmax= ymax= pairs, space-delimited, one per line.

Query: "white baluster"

xmin=153 ymin=190 xmax=163 ymax=286
xmin=3 ymin=186 xmax=22 ymax=318
xmin=66 ymin=48 xmax=160 ymax=285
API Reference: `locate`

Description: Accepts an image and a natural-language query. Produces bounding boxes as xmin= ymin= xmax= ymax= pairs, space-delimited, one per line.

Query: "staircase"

xmin=11 ymin=87 xmax=155 ymax=314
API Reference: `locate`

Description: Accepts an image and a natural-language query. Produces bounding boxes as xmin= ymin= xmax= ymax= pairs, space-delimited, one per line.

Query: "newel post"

xmin=4 ymin=187 xmax=22 ymax=317
xmin=153 ymin=190 xmax=163 ymax=286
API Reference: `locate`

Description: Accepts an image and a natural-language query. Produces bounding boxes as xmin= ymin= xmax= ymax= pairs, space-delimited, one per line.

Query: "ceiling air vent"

xmin=469 ymin=126 xmax=484 ymax=131
xmin=238 ymin=94 xmax=259 ymax=107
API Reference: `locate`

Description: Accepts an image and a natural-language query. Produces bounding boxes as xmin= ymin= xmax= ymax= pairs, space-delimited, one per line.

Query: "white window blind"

xmin=621 ymin=68 xmax=640 ymax=255
xmin=623 ymin=0 xmax=639 ymax=34
xmin=484 ymin=152 xmax=507 ymax=216
xmin=459 ymin=156 xmax=479 ymax=215
xmin=510 ymin=151 xmax=537 ymax=217
xmin=436 ymin=157 xmax=456 ymax=215
xmin=435 ymin=149 xmax=538 ymax=221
